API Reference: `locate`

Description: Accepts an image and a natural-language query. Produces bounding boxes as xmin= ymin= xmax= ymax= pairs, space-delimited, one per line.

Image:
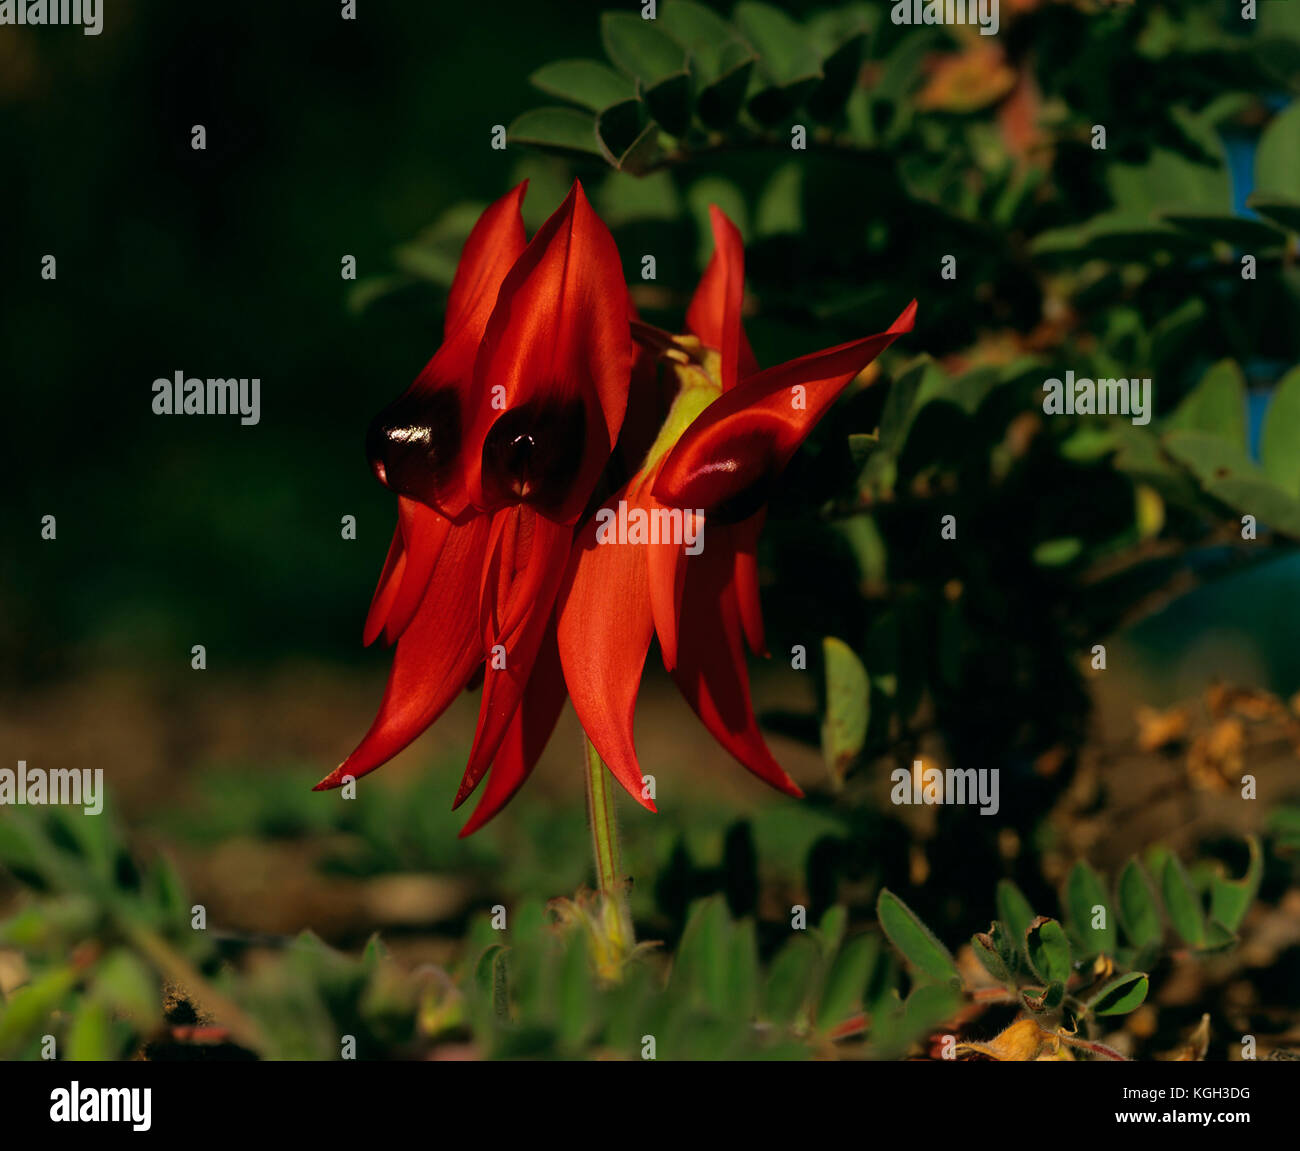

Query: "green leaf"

xmin=1021 ymin=981 xmax=1065 ymax=1013
xmin=1152 ymin=298 xmax=1210 ymax=367
xmin=1256 ymin=101 xmax=1300 ymax=200
xmin=1025 ymin=917 xmax=1072 ymax=986
xmin=1261 ymin=368 xmax=1300 ymax=498
xmin=1161 ymin=854 xmax=1206 ymax=948
xmin=1166 ymin=359 xmax=1248 ymax=448
xmin=818 ymin=905 xmax=848 ymax=958
xmin=763 ymin=935 xmax=821 ymax=1026
xmin=361 ymin=933 xmax=391 ymax=970
xmin=972 ymin=928 xmax=1013 ymax=985
xmin=1203 ymin=919 xmax=1239 ymax=951
xmin=508 ymin=107 xmax=601 ymax=157
xmin=735 ymin=1 xmax=821 ymax=87
xmin=817 ymin=934 xmax=877 ymax=1034
xmin=146 ymin=855 xmax=189 ymax=928
xmin=879 ymin=357 xmax=947 ymax=452
xmin=596 ymin=100 xmax=659 ymax=173
xmin=0 ymin=818 xmax=45 ymax=874
xmin=1268 ymin=805 xmax=1300 ymax=856
xmin=1160 ymin=211 xmax=1288 ymax=249
xmin=1208 ymin=836 xmax=1262 ymax=934
xmin=556 ymin=929 xmax=595 ymax=1051
xmin=473 ymin=943 xmax=509 ymax=1021
xmin=1087 ymin=972 xmax=1149 ymax=1016
xmin=808 ymin=32 xmax=866 ymax=123
xmin=872 ymin=982 xmax=961 ymax=1058
xmin=696 ymin=55 xmax=756 ymax=129
xmin=530 ymin=59 xmax=636 ymax=111
xmin=1032 ymin=213 xmax=1208 ymax=261
xmin=0 ymin=966 xmax=79 ymax=1056
xmin=820 ymin=637 xmax=869 ymax=784
xmin=995 ymin=878 xmax=1035 ymax=944
xmin=644 ymin=70 xmax=693 ymax=136
xmin=66 ymin=1001 xmax=114 ymax=1061
xmin=735 ymin=2 xmax=822 ymax=123
xmin=876 ymin=888 xmax=959 ymax=984
xmin=659 ymin=0 xmax=742 ymax=79
xmin=672 ymin=896 xmax=731 ymax=1009
xmin=1117 ymin=859 xmax=1163 ymax=949
xmin=658 ymin=1 xmax=754 ymax=127
xmin=602 ymin=12 xmax=687 ymax=87
xmin=1162 ymin=428 xmax=1255 ymax=485
xmin=726 ymin=919 xmax=760 ymax=1020
xmin=93 ymin=949 xmax=157 ymax=1023
xmin=1248 ymin=194 xmax=1300 ymax=234
xmin=1065 ymin=862 xmax=1117 ymax=957
xmin=1108 ymin=109 xmax=1230 ymax=213
xmin=1199 ymin=472 xmax=1300 ymax=538
xmin=755 ymin=161 xmax=803 ymax=237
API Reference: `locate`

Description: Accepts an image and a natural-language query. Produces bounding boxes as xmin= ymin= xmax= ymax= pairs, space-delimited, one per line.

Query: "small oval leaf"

xmin=1088 ymin=972 xmax=1149 ymax=1016
xmin=877 ymin=888 xmax=959 ymax=984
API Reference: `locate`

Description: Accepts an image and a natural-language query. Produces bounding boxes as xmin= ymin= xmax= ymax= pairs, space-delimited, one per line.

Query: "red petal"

xmin=556 ymin=475 xmax=656 ymax=810
xmin=478 ymin=504 xmax=572 ymax=650
xmin=459 ymin=181 xmax=633 ymax=523
xmin=654 ymin=301 xmax=917 ymax=515
xmin=367 ymin=185 xmax=528 ymax=510
xmin=669 ymin=521 xmax=802 ymax=797
xmin=645 ymin=500 xmax=699 ymax=674
xmin=731 ymin=510 xmax=767 ymax=657
xmin=458 ymin=617 xmax=568 ymax=836
xmin=315 ymin=515 xmax=491 ymax=790
xmin=363 ymin=522 xmax=406 ymax=647
xmin=454 ymin=508 xmax=572 ymax=805
xmin=442 ymin=182 xmax=529 ymax=350
xmin=382 ymin=497 xmax=452 ymax=644
xmin=686 ymin=205 xmax=758 ymax=391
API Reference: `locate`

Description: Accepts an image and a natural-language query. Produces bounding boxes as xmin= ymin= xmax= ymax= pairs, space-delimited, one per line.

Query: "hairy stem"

xmin=584 ymin=736 xmax=635 ymax=956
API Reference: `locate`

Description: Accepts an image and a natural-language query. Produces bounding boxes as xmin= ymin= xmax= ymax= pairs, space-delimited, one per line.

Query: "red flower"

xmin=324 ymin=191 xmax=914 ymax=835
xmin=316 ymin=180 xmax=632 ymax=835
xmin=557 ymin=206 xmax=915 ymax=811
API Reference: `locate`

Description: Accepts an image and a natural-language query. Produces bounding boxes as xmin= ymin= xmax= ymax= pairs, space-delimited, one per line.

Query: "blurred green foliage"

xmin=0 ymin=789 xmax=1282 ymax=1059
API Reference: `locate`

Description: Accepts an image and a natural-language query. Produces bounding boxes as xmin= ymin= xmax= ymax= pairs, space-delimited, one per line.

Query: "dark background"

xmin=1 ymin=0 xmax=624 ymax=682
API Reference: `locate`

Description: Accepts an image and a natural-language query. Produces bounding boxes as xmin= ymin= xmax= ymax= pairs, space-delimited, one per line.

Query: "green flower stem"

xmin=584 ymin=735 xmax=635 ymax=955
